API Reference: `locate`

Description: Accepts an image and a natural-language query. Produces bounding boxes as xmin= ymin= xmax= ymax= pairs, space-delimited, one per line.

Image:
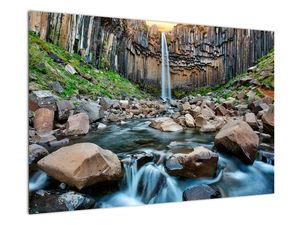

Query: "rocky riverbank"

xmin=28 ymin=73 xmax=274 ymax=212
xmin=28 ymin=18 xmax=274 ymax=212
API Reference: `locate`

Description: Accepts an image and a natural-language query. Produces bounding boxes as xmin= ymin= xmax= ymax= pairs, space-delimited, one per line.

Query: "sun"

xmin=146 ymin=20 xmax=177 ymax=32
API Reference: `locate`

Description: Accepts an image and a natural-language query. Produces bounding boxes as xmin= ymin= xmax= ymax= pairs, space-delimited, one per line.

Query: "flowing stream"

xmin=29 ymin=119 xmax=274 ymax=207
xmin=161 ymin=32 xmax=171 ymax=101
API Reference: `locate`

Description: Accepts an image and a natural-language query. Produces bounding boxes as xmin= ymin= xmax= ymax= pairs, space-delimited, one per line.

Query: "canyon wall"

xmin=29 ymin=11 xmax=274 ymax=90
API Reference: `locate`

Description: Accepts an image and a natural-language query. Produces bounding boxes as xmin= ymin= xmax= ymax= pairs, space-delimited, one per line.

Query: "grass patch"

xmin=29 ymin=32 xmax=149 ymax=100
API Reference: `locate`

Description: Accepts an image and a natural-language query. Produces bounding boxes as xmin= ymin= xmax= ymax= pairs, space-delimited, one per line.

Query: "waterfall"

xmin=99 ymin=156 xmax=182 ymax=207
xmin=29 ymin=171 xmax=48 ymax=192
xmin=161 ymin=32 xmax=172 ymax=101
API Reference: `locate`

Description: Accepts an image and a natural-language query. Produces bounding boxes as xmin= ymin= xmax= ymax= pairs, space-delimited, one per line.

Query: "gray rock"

xmin=100 ymin=97 xmax=113 ymax=110
xmin=48 ymin=138 xmax=69 ymax=148
xmin=29 ymin=144 xmax=49 ymax=173
xmin=64 ymin=64 xmax=76 ymax=74
xmin=29 ymin=90 xmax=57 ymax=111
xmin=50 ymin=81 xmax=64 ymax=93
xmin=56 ymin=100 xmax=74 ymax=121
xmin=262 ymin=105 xmax=274 ymax=135
xmin=82 ymin=100 xmax=104 ymax=123
xmin=247 ymin=65 xmax=258 ymax=73
xmin=29 ymin=190 xmax=95 ymax=214
xmin=183 ymin=184 xmax=221 ymax=201
xmin=58 ymin=191 xmax=96 ymax=211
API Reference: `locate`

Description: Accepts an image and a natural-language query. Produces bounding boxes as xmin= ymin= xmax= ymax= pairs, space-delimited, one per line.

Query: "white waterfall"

xmin=99 ymin=157 xmax=182 ymax=207
xmin=161 ymin=32 xmax=172 ymax=101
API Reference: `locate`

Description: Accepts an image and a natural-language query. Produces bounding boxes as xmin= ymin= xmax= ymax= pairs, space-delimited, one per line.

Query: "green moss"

xmin=28 ymin=33 xmax=149 ymax=100
xmin=172 ymin=49 xmax=274 ymax=99
xmin=166 ymin=34 xmax=171 ymax=45
xmin=143 ymin=23 xmax=149 ymax=33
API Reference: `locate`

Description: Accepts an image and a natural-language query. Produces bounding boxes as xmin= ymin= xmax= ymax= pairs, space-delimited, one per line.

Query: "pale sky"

xmin=146 ymin=20 xmax=177 ymax=32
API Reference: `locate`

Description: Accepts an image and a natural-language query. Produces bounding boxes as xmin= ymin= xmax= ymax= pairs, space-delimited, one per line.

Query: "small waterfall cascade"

xmin=99 ymin=154 xmax=182 ymax=207
xmin=29 ymin=170 xmax=48 ymax=192
xmin=122 ymin=158 xmax=181 ymax=204
xmin=161 ymin=32 xmax=172 ymax=101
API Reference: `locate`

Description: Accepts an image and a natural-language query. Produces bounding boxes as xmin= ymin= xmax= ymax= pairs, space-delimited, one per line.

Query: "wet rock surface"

xmin=183 ymin=184 xmax=221 ymax=201
xmin=29 ymin=190 xmax=95 ymax=213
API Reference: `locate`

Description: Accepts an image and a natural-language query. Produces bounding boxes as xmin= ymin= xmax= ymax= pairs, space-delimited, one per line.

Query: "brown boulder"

xmin=175 ymin=116 xmax=186 ymax=127
xmin=215 ymin=105 xmax=229 ymax=116
xmin=244 ymin=112 xmax=259 ymax=130
xmin=165 ymin=146 xmax=219 ymax=178
xmin=185 ymin=114 xmax=195 ymax=127
xmin=37 ymin=143 xmax=123 ymax=190
xmin=65 ymin=113 xmax=89 ymax=135
xmin=180 ymin=102 xmax=191 ymax=111
xmin=200 ymin=104 xmax=215 ymax=119
xmin=190 ymin=106 xmax=202 ymax=118
xmin=195 ymin=115 xmax=207 ymax=128
xmin=262 ymin=105 xmax=274 ymax=135
xmin=215 ymin=120 xmax=259 ymax=164
xmin=150 ymin=117 xmax=183 ymax=132
xmin=107 ymin=113 xmax=120 ymax=122
xmin=34 ymin=108 xmax=54 ymax=134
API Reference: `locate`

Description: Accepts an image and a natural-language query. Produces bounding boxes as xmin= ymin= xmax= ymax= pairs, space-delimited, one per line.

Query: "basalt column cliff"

xmin=29 ymin=12 xmax=274 ymax=90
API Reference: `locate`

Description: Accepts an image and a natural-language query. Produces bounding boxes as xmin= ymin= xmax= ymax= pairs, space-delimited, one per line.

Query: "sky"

xmin=146 ymin=20 xmax=177 ymax=32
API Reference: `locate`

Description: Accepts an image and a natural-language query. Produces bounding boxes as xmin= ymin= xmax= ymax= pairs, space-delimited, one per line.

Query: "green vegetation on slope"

xmin=29 ymin=32 xmax=149 ymax=100
xmin=174 ymin=49 xmax=274 ymax=99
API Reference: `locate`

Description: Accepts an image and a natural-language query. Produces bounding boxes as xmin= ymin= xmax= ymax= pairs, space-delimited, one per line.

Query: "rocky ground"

xmin=28 ymin=33 xmax=274 ymax=213
xmin=28 ymin=76 xmax=274 ymax=212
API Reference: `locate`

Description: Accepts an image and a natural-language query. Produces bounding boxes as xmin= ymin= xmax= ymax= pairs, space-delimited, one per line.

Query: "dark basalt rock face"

xmin=29 ymin=12 xmax=274 ymax=91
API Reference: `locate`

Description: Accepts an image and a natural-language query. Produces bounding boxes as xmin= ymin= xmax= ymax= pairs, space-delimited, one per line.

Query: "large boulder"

xmin=190 ymin=106 xmax=202 ymax=118
xmin=29 ymin=90 xmax=57 ymax=111
xmin=248 ymin=99 xmax=269 ymax=114
xmin=29 ymin=190 xmax=95 ymax=214
xmin=195 ymin=115 xmax=207 ymax=128
xmin=150 ymin=117 xmax=183 ymax=132
xmin=37 ymin=143 xmax=123 ymax=190
xmin=214 ymin=120 xmax=259 ymax=164
xmin=180 ymin=102 xmax=191 ymax=111
xmin=200 ymin=104 xmax=215 ymax=119
xmin=165 ymin=146 xmax=219 ymax=178
xmin=100 ymin=97 xmax=113 ymax=110
xmin=28 ymin=144 xmax=49 ymax=173
xmin=183 ymin=184 xmax=221 ymax=201
xmin=244 ymin=112 xmax=259 ymax=130
xmin=107 ymin=113 xmax=121 ymax=122
xmin=82 ymin=100 xmax=104 ymax=123
xmin=65 ymin=113 xmax=89 ymax=135
xmin=262 ymin=105 xmax=274 ymax=135
xmin=215 ymin=105 xmax=229 ymax=116
xmin=34 ymin=108 xmax=54 ymax=134
xmin=56 ymin=100 xmax=74 ymax=121
xmin=185 ymin=114 xmax=195 ymax=127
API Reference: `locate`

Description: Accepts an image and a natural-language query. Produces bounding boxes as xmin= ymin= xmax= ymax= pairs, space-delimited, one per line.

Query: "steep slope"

xmin=29 ymin=11 xmax=274 ymax=90
xmin=29 ymin=32 xmax=149 ymax=100
xmin=174 ymin=49 xmax=274 ymax=101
